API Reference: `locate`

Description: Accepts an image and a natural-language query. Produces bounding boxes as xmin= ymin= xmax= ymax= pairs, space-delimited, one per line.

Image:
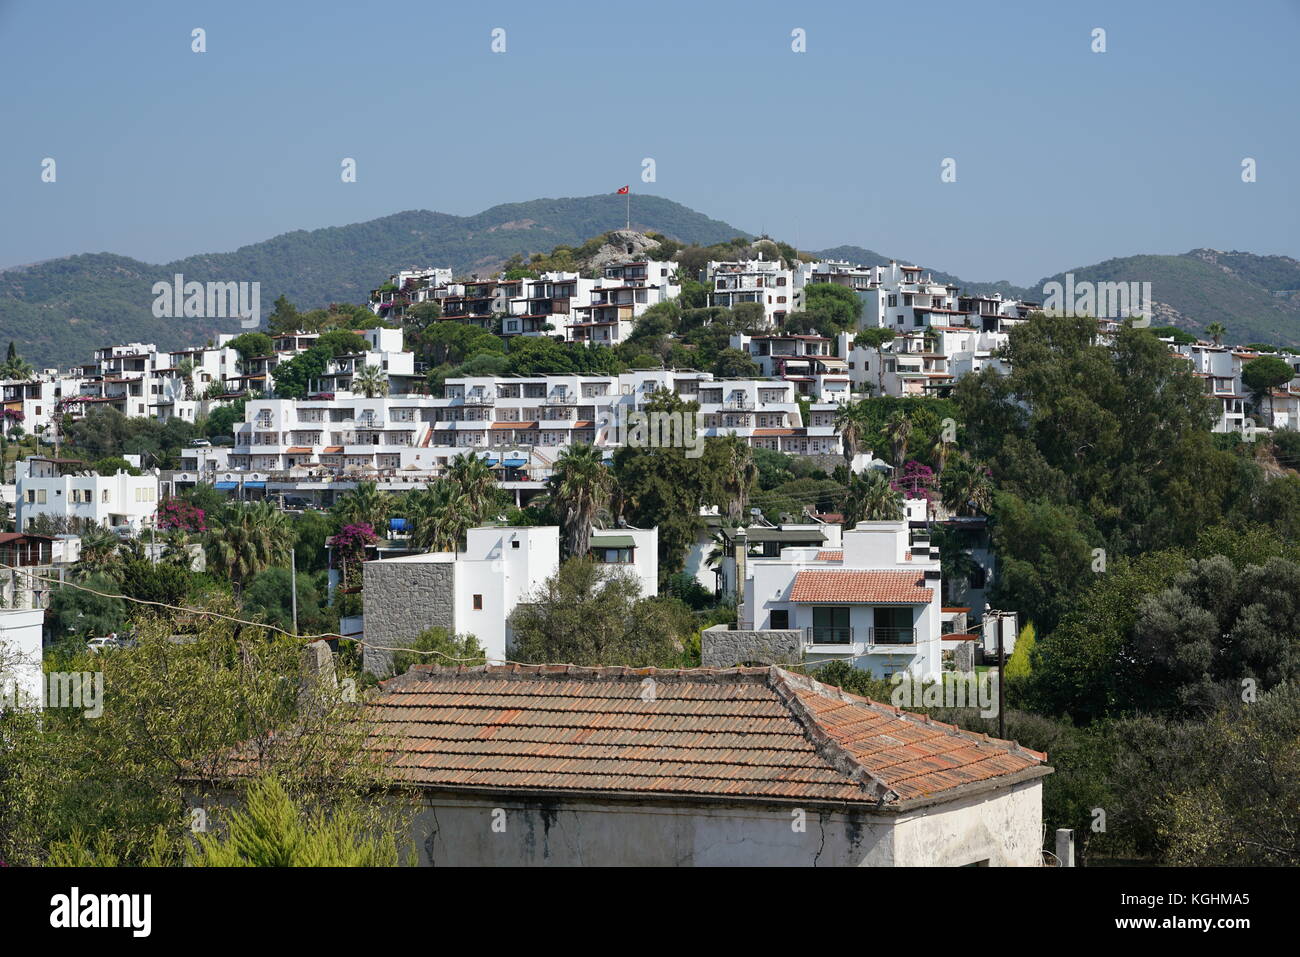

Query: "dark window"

xmin=473 ymin=594 xmax=483 ymax=610
xmin=811 ymin=606 xmax=850 ymax=643
xmin=770 ymin=609 xmax=790 ymax=630
xmin=511 ymin=540 xmax=520 ymax=549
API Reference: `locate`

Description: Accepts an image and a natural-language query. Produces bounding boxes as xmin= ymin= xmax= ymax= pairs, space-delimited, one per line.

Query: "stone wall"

xmin=361 ymin=560 xmax=456 ymax=676
xmin=701 ymin=626 xmax=802 ymax=668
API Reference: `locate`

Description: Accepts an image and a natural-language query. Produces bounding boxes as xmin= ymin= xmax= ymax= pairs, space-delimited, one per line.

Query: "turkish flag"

xmin=617 ymin=185 xmax=629 ymax=194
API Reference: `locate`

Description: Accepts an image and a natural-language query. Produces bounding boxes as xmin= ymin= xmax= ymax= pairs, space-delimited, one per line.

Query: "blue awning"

xmin=244 ymin=481 xmax=266 ymax=489
xmin=503 ymin=457 xmax=527 ymax=467
xmin=389 ymin=518 xmax=409 ymax=532
xmin=484 ymin=456 xmax=500 ymax=465
xmin=214 ymin=481 xmax=237 ymax=490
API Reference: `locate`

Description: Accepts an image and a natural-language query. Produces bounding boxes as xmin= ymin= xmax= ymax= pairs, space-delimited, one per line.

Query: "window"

xmin=770 ymin=609 xmax=789 ymax=630
xmin=511 ymin=540 xmax=520 ymax=549
xmin=472 ymin=594 xmax=483 ymax=610
xmin=811 ymin=606 xmax=850 ymax=644
xmin=593 ymin=547 xmax=632 ymax=564
xmin=102 ymin=489 xmax=111 ymax=503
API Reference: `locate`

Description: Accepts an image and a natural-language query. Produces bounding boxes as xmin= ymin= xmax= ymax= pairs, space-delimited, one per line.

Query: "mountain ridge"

xmin=3 ymin=195 xmax=1296 ymax=368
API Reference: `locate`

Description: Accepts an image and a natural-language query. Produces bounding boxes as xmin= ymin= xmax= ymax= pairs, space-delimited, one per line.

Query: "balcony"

xmin=463 ymin=394 xmax=494 ymax=406
xmin=869 ymin=627 xmax=916 ymax=645
xmin=808 ymin=626 xmax=853 ymax=645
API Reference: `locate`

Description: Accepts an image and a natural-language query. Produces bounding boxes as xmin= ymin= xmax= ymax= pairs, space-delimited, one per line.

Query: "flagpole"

xmin=626 ymin=190 xmax=630 ymax=230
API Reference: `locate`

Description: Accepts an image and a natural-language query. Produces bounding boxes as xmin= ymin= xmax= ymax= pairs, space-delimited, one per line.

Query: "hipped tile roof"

xmin=356 ymin=665 xmax=1048 ymax=807
xmin=788 ymin=570 xmax=933 ymax=604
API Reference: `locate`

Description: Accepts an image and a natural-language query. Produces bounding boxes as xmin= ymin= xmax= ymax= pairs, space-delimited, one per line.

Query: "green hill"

xmin=5 ymin=193 xmax=1296 ymax=370
xmin=814 ymin=245 xmax=1300 ymax=346
xmin=0 ymin=195 xmax=749 ymax=368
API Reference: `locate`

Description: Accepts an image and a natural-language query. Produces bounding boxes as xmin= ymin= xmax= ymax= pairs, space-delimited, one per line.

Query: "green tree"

xmin=547 ymin=443 xmax=613 ymax=559
xmin=351 ymin=364 xmax=389 ymax=398
xmin=205 ymin=502 xmax=294 ymax=595
xmin=842 ymin=469 xmax=904 ymax=525
xmin=509 ymin=558 xmax=688 ymax=667
xmin=1242 ymin=355 xmax=1294 ymax=427
xmin=188 ymin=775 xmax=403 ymax=867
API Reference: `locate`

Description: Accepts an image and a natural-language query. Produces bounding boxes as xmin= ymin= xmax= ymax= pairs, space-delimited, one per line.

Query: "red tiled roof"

xmin=322 ymin=446 xmax=343 ymax=454
xmin=285 ymin=446 xmax=312 ymax=454
xmin=815 ymin=550 xmax=844 ymax=561
xmin=788 ymin=570 xmax=933 ymax=604
xmin=346 ymin=665 xmax=1047 ymax=806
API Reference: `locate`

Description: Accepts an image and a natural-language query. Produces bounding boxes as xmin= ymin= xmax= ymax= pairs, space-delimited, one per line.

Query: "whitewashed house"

xmin=15 ymin=457 xmax=159 ymax=534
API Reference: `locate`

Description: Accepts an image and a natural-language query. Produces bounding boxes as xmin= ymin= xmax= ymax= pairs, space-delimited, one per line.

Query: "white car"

xmin=86 ymin=636 xmax=121 ymax=652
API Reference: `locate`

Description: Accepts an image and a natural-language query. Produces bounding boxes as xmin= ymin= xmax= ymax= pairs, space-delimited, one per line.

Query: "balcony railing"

xmin=807 ymin=626 xmax=853 ymax=645
xmin=869 ymin=627 xmax=916 ymax=645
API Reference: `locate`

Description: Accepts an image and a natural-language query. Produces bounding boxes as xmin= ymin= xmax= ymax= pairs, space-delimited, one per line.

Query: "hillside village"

xmin=2 ymin=229 xmax=1299 ymax=868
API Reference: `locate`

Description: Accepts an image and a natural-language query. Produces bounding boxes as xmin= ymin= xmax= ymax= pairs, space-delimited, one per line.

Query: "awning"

xmin=214 ymin=481 xmax=237 ymax=490
xmin=389 ymin=518 xmax=409 ymax=532
xmin=244 ymin=481 xmax=266 ymax=489
xmin=590 ymin=534 xmax=636 ymax=549
xmin=503 ymin=457 xmax=527 ymax=467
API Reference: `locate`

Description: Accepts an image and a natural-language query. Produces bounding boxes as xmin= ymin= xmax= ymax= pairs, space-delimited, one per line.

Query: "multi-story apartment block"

xmin=729 ymin=333 xmax=851 ymax=401
xmin=705 ymin=257 xmax=805 ymax=327
xmin=567 ymin=260 xmax=679 ymax=345
xmin=176 ymin=369 xmax=846 ymax=506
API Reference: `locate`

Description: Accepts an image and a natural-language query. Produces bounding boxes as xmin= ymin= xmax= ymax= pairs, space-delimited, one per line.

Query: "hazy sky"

xmin=3 ymin=0 xmax=1297 ymax=284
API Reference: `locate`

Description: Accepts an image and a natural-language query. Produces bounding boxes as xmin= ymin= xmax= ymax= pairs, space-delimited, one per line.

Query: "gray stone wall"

xmin=361 ymin=561 xmax=456 ymax=676
xmin=702 ymin=626 xmax=802 ymax=668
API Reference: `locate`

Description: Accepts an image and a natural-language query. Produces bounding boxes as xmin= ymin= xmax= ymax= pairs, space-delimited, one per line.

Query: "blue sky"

xmin=2 ymin=0 xmax=1297 ymax=284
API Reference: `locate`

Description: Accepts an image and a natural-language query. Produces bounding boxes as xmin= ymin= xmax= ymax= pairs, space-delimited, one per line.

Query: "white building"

xmin=739 ymin=518 xmax=944 ymax=679
xmin=567 ymin=260 xmax=679 ymax=345
xmin=705 ymin=257 xmax=805 ymax=327
xmin=360 ymin=524 xmax=660 ymax=669
xmin=0 ymin=606 xmax=44 ymax=712
xmin=15 ymin=457 xmax=159 ymax=534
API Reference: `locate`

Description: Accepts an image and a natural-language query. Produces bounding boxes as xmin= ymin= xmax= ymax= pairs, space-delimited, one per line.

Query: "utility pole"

xmin=290 ymin=547 xmax=298 ymax=636
xmin=996 ymin=612 xmax=1006 ymax=740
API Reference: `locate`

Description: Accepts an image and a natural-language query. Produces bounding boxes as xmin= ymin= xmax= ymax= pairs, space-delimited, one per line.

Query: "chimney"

xmin=299 ymin=640 xmax=339 ymax=717
xmin=1055 ymin=828 xmax=1076 ymax=867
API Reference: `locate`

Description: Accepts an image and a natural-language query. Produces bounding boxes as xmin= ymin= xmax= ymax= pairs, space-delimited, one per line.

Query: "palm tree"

xmin=0 ymin=354 xmax=34 ymax=381
xmin=445 ymin=452 xmax=497 ymax=524
xmin=547 ymin=444 xmax=613 ymax=559
xmin=406 ymin=480 xmax=471 ymax=553
xmin=77 ymin=526 xmax=123 ymax=572
xmin=712 ymin=434 xmax=759 ymax=521
xmin=940 ymin=456 xmax=994 ymax=517
xmin=1205 ymin=322 xmax=1226 ymax=347
xmin=333 ymin=482 xmax=390 ymax=531
xmin=843 ymin=470 xmax=905 ymax=526
xmin=928 ymin=430 xmax=952 ymax=477
xmin=882 ymin=410 xmax=912 ymax=465
xmin=205 ymin=502 xmax=293 ymax=594
xmin=176 ymin=358 xmax=196 ymax=400
xmin=352 ymin=364 xmax=389 ymax=398
xmin=835 ymin=402 xmax=863 ymax=467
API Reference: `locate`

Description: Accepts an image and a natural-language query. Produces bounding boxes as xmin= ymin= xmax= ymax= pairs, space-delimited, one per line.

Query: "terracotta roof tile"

xmin=337 ymin=665 xmax=1048 ymax=806
xmin=815 ymin=550 xmax=844 ymax=561
xmin=788 ymin=570 xmax=933 ymax=604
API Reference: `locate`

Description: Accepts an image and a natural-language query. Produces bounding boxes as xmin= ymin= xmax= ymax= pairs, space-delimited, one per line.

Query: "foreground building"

xmin=305 ymin=662 xmax=1050 ymax=866
xmin=706 ymin=517 xmax=944 ymax=679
